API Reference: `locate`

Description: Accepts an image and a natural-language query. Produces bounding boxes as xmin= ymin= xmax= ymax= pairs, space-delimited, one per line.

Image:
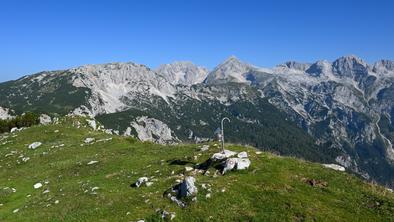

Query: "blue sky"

xmin=0 ymin=0 xmax=393 ymax=82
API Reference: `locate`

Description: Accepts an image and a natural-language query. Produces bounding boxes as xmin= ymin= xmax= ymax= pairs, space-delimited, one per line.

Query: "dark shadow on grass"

xmin=167 ymin=159 xmax=194 ymax=166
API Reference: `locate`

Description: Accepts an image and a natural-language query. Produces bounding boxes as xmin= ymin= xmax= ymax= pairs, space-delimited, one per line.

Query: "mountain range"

xmin=0 ymin=55 xmax=393 ymax=188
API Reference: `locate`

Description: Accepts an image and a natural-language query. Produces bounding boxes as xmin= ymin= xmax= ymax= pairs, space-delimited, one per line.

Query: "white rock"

xmin=135 ymin=177 xmax=149 ymax=188
xmin=255 ymin=151 xmax=263 ymax=155
xmin=223 ymin=158 xmax=251 ymax=174
xmin=91 ymin=187 xmax=99 ymax=191
xmin=28 ymin=142 xmax=42 ymax=149
xmin=86 ymin=119 xmax=97 ymax=130
xmin=185 ymin=166 xmax=194 ymax=172
xmin=42 ymin=189 xmax=50 ymax=194
xmin=145 ymin=182 xmax=154 ymax=187
xmin=237 ymin=151 xmax=248 ymax=158
xmin=322 ymin=164 xmax=345 ymax=172
xmin=84 ymin=138 xmax=95 ymax=144
xmin=205 ymin=193 xmax=211 ymax=199
xmin=223 ymin=158 xmax=237 ymax=174
xmin=179 ymin=176 xmax=198 ymax=197
xmin=39 ymin=114 xmax=52 ymax=125
xmin=131 ymin=116 xmax=179 ymax=144
xmin=236 ymin=158 xmax=251 ymax=170
xmin=211 ymin=149 xmax=237 ymax=161
xmin=54 ymin=200 xmax=59 ymax=204
xmin=87 ymin=160 xmax=99 ymax=165
xmin=10 ymin=127 xmax=18 ymax=133
xmin=13 ymin=208 xmax=19 ymax=213
xmin=33 ymin=182 xmax=43 ymax=189
xmin=200 ymin=145 xmax=209 ymax=152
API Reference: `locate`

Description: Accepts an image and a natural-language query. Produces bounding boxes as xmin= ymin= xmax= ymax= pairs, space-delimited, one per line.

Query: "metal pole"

xmin=221 ymin=117 xmax=230 ymax=153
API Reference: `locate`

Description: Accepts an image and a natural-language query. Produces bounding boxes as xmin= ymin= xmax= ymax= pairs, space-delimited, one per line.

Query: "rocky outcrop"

xmin=130 ymin=116 xmax=179 ymax=144
xmin=0 ymin=107 xmax=14 ymax=120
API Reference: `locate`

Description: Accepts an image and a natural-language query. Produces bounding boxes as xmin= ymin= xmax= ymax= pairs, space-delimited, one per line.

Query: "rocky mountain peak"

xmin=282 ymin=61 xmax=311 ymax=71
xmin=373 ymin=60 xmax=394 ymax=74
xmin=332 ymin=55 xmax=369 ymax=78
xmin=156 ymin=61 xmax=208 ymax=85
xmin=305 ymin=60 xmax=333 ymax=77
xmin=204 ymin=56 xmax=253 ymax=84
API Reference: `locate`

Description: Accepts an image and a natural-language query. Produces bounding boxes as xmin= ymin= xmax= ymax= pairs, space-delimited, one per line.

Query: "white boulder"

xmin=84 ymin=138 xmax=95 ymax=144
xmin=178 ymin=176 xmax=198 ymax=197
xmin=131 ymin=116 xmax=179 ymax=144
xmin=211 ymin=149 xmax=237 ymax=161
xmin=28 ymin=142 xmax=42 ymax=149
xmin=223 ymin=158 xmax=251 ymax=174
xmin=39 ymin=114 xmax=52 ymax=125
xmin=322 ymin=164 xmax=345 ymax=172
xmin=135 ymin=177 xmax=149 ymax=188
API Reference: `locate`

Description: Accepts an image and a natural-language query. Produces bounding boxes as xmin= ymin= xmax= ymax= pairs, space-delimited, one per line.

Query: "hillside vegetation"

xmin=0 ymin=118 xmax=393 ymax=221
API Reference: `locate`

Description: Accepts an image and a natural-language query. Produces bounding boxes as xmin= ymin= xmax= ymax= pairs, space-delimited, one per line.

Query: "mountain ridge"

xmin=0 ymin=55 xmax=393 ymax=188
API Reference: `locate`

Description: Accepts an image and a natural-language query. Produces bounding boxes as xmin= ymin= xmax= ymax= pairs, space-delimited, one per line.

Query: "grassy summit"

xmin=0 ymin=117 xmax=393 ymax=221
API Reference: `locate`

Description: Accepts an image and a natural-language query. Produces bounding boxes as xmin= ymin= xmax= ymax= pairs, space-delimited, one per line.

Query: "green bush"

xmin=0 ymin=112 xmax=40 ymax=133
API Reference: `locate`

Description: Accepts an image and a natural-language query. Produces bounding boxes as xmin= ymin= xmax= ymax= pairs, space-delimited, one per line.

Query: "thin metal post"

xmin=221 ymin=117 xmax=230 ymax=153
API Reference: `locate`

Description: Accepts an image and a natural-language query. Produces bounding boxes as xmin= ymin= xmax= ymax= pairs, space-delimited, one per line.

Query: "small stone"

xmin=84 ymin=138 xmax=95 ymax=144
xmin=200 ymin=145 xmax=209 ymax=152
xmin=206 ymin=193 xmax=211 ymax=199
xmin=91 ymin=187 xmax=99 ymax=191
xmin=135 ymin=177 xmax=149 ymax=188
xmin=42 ymin=189 xmax=50 ymax=194
xmin=255 ymin=151 xmax=263 ymax=155
xmin=28 ymin=142 xmax=42 ymax=149
xmin=87 ymin=160 xmax=99 ymax=165
xmin=34 ymin=182 xmax=43 ymax=189
xmin=13 ymin=208 xmax=19 ymax=213
xmin=54 ymin=200 xmax=59 ymax=204
xmin=185 ymin=166 xmax=194 ymax=172
xmin=146 ymin=182 xmax=154 ymax=187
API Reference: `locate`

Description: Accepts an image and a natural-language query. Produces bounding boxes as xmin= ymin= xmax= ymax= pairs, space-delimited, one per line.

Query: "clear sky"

xmin=1 ymin=0 xmax=393 ymax=82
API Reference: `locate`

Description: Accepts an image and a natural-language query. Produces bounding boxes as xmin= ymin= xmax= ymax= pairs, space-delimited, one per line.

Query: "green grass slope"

xmin=0 ymin=118 xmax=393 ymax=221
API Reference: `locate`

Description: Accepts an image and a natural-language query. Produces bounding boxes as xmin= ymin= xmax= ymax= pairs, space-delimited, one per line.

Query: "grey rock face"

xmin=178 ymin=176 xmax=198 ymax=198
xmin=130 ymin=116 xmax=179 ymax=144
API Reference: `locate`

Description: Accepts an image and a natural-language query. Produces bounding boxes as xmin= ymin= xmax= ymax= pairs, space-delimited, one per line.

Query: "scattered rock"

xmin=39 ymin=114 xmax=52 ymax=125
xmin=322 ymin=164 xmax=345 ymax=172
xmin=87 ymin=119 xmax=97 ymax=130
xmin=222 ymin=157 xmax=251 ymax=174
xmin=13 ymin=208 xmax=19 ymax=213
xmin=157 ymin=210 xmax=176 ymax=221
xmin=34 ymin=182 xmax=43 ymax=189
xmin=205 ymin=193 xmax=211 ymax=199
xmin=236 ymin=158 xmax=251 ymax=170
xmin=211 ymin=150 xmax=237 ymax=161
xmin=200 ymin=145 xmax=209 ymax=152
xmin=178 ymin=176 xmax=198 ymax=198
xmin=255 ymin=151 xmax=263 ymax=155
xmin=237 ymin=151 xmax=248 ymax=158
xmin=10 ymin=127 xmax=18 ymax=133
xmin=135 ymin=177 xmax=149 ymax=188
xmin=145 ymin=182 xmax=154 ymax=187
xmin=42 ymin=189 xmax=50 ymax=194
xmin=28 ymin=142 xmax=42 ymax=149
xmin=87 ymin=160 xmax=99 ymax=165
xmin=84 ymin=138 xmax=95 ymax=144
xmin=185 ymin=166 xmax=194 ymax=172
xmin=54 ymin=200 xmax=59 ymax=204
